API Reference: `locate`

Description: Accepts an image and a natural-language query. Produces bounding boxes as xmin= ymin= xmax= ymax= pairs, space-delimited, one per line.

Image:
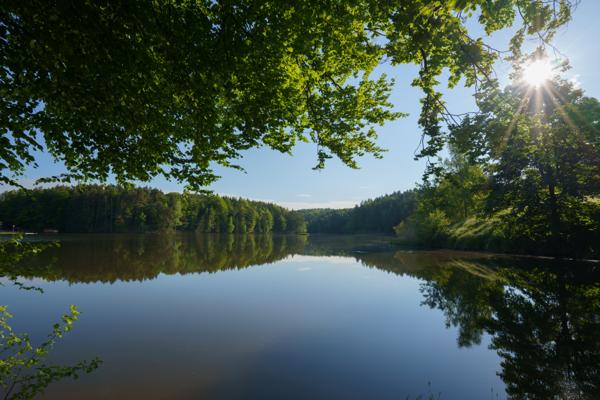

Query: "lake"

xmin=2 ymin=233 xmax=599 ymax=399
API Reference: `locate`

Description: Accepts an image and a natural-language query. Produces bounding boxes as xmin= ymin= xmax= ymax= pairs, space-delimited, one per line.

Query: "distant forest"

xmin=0 ymin=186 xmax=416 ymax=235
xmin=0 ymin=185 xmax=306 ymax=234
xmin=300 ymin=191 xmax=416 ymax=234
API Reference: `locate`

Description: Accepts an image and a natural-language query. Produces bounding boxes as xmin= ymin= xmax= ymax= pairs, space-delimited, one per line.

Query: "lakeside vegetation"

xmin=395 ymin=74 xmax=600 ymax=259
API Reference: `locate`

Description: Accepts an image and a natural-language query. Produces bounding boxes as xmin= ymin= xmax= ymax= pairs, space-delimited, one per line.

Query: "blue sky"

xmin=6 ymin=2 xmax=600 ymax=209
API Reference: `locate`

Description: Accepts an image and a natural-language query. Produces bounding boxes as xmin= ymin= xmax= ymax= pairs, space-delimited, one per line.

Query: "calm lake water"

xmin=2 ymin=233 xmax=599 ymax=399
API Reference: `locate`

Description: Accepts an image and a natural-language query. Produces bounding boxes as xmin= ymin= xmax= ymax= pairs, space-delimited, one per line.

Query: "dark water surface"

xmin=3 ymin=234 xmax=599 ymax=399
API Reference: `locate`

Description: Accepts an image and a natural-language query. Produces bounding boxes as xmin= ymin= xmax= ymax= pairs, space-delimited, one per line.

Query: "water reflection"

xmin=428 ymin=261 xmax=600 ymax=399
xmin=8 ymin=234 xmax=600 ymax=399
xmin=19 ymin=233 xmax=308 ymax=283
xmin=358 ymin=251 xmax=600 ymax=400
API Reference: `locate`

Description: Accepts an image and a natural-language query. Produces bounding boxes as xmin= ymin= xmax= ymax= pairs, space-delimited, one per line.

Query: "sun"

xmin=521 ymin=59 xmax=554 ymax=87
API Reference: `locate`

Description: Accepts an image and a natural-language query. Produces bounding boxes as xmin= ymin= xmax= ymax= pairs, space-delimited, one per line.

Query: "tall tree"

xmin=449 ymin=69 xmax=600 ymax=256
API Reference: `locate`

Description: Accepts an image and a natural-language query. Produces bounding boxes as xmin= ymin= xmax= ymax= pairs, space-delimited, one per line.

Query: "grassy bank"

xmin=394 ymin=210 xmax=599 ymax=259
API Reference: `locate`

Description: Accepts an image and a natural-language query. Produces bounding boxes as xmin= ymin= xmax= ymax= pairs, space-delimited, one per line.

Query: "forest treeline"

xmin=300 ymin=191 xmax=416 ymax=234
xmin=1 ymin=185 xmax=418 ymax=236
xmin=0 ymin=185 xmax=306 ymax=234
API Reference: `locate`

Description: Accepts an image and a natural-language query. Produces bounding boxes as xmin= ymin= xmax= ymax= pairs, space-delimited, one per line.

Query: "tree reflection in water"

xmin=360 ymin=251 xmax=600 ymax=400
xmin=14 ymin=233 xmax=308 ymax=283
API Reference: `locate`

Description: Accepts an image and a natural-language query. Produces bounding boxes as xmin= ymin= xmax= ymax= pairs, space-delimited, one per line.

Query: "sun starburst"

xmin=521 ymin=59 xmax=554 ymax=88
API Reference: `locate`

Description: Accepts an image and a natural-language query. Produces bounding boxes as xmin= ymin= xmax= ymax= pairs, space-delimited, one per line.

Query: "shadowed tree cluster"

xmin=300 ymin=190 xmax=416 ymax=234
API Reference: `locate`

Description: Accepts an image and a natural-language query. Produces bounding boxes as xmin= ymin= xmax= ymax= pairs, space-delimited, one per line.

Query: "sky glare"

xmin=6 ymin=1 xmax=600 ymax=210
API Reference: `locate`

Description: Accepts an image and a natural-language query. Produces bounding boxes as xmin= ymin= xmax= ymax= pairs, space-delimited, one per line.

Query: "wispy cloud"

xmin=285 ymin=255 xmax=357 ymax=264
xmin=0 ymin=178 xmax=72 ymax=193
xmin=275 ymin=200 xmax=357 ymax=210
xmin=0 ymin=183 xmax=356 ymax=211
xmin=217 ymin=193 xmax=356 ymax=210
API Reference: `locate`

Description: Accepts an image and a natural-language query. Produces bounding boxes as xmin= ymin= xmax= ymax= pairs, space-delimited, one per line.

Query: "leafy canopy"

xmin=1 ymin=0 xmax=575 ymax=189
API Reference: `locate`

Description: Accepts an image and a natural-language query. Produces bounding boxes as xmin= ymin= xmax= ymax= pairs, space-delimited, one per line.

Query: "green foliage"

xmin=395 ymin=209 xmax=451 ymax=247
xmin=0 ymin=305 xmax=101 ymax=400
xmin=398 ymin=69 xmax=600 ymax=258
xmin=0 ymin=235 xmax=101 ymax=399
xmin=395 ymin=157 xmax=488 ymax=247
xmin=0 ymin=1 xmax=576 ymax=189
xmin=444 ymin=212 xmax=510 ymax=252
xmin=0 ymin=185 xmax=307 ymax=234
xmin=301 ymin=190 xmax=416 ymax=234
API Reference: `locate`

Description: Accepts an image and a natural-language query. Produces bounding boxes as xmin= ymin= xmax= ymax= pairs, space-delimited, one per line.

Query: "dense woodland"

xmin=300 ymin=191 xmax=416 ymax=234
xmin=0 ymin=185 xmax=419 ymax=236
xmin=0 ymin=185 xmax=306 ymax=234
